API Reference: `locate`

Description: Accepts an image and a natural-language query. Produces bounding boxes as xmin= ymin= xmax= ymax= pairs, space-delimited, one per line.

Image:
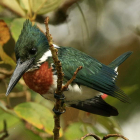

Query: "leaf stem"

xmin=76 ymin=2 xmax=90 ymax=39
xmin=28 ymin=0 xmax=33 ymax=19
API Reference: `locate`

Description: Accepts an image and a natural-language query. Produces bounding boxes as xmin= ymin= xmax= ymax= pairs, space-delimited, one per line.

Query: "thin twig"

xmin=102 ymin=134 xmax=129 ymax=140
xmin=0 ymin=120 xmax=9 ymax=140
xmin=0 ymin=68 xmax=13 ymax=80
xmin=76 ymin=2 xmax=89 ymax=39
xmin=25 ymin=122 xmax=51 ymax=138
xmin=28 ymin=0 xmax=33 ymax=19
xmin=80 ymin=133 xmax=101 ymax=140
xmin=62 ymin=66 xmax=83 ymax=91
xmin=80 ymin=133 xmax=129 ymax=140
xmin=3 ymin=80 xmax=11 ymax=108
xmin=44 ymin=17 xmax=64 ymax=140
xmin=44 ymin=17 xmax=84 ymax=140
xmin=0 ymin=92 xmax=26 ymax=98
xmin=0 ymin=68 xmax=13 ymax=75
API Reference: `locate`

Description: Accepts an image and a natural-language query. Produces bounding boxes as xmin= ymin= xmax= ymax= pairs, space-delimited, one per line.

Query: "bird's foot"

xmin=53 ymin=93 xmax=66 ymax=115
xmin=53 ymin=107 xmax=66 ymax=115
xmin=54 ymin=93 xmax=65 ymax=100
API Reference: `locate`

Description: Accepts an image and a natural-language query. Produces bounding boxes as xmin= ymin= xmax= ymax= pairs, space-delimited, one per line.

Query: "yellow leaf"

xmin=0 ymin=0 xmax=25 ymax=17
xmin=14 ymin=102 xmax=63 ymax=136
xmin=31 ymin=0 xmax=64 ymax=15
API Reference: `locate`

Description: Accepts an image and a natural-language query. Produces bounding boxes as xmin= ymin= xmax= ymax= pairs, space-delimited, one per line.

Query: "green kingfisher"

xmin=6 ymin=20 xmax=132 ymax=117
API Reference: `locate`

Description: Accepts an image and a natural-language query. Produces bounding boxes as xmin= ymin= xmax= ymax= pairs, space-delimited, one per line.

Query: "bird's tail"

xmin=70 ymin=95 xmax=118 ymax=117
xmin=108 ymin=51 xmax=132 ymax=69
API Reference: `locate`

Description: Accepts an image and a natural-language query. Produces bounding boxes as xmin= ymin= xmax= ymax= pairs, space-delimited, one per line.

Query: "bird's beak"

xmin=6 ymin=58 xmax=34 ymax=96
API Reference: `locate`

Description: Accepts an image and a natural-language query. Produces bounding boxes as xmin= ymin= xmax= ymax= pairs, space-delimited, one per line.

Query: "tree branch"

xmin=0 ymin=68 xmax=13 ymax=80
xmin=80 ymin=133 xmax=101 ymax=140
xmin=44 ymin=17 xmax=83 ymax=140
xmin=81 ymin=133 xmax=129 ymax=140
xmin=62 ymin=66 xmax=82 ymax=91
xmin=102 ymin=134 xmax=129 ymax=140
xmin=44 ymin=17 xmax=64 ymax=140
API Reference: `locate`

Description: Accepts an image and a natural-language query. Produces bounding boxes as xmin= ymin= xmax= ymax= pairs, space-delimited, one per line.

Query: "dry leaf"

xmin=0 ymin=20 xmax=10 ymax=46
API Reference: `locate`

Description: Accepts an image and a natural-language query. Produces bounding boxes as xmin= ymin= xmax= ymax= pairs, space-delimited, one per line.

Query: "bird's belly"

xmin=41 ymin=84 xmax=102 ymax=105
xmin=64 ymin=85 xmax=101 ymax=104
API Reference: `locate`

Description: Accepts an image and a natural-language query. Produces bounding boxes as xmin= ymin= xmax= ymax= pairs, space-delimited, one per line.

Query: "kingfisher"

xmin=6 ymin=20 xmax=132 ymax=117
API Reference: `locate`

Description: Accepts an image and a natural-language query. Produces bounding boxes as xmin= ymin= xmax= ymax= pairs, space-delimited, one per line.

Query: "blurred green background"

xmin=0 ymin=0 xmax=140 ymax=139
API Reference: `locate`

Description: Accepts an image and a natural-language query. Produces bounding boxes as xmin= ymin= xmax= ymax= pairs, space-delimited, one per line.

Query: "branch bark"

xmin=44 ymin=17 xmax=64 ymax=140
xmin=81 ymin=133 xmax=129 ymax=140
xmin=80 ymin=133 xmax=101 ymax=140
xmin=44 ymin=17 xmax=83 ymax=140
xmin=102 ymin=134 xmax=129 ymax=140
xmin=0 ymin=68 xmax=13 ymax=80
xmin=62 ymin=66 xmax=82 ymax=91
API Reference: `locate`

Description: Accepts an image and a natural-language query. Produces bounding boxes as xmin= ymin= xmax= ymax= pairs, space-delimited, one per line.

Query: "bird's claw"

xmin=53 ymin=107 xmax=66 ymax=115
xmin=53 ymin=92 xmax=66 ymax=115
xmin=54 ymin=93 xmax=65 ymax=100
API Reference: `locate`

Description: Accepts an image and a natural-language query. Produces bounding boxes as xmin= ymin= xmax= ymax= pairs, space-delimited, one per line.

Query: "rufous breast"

xmin=23 ymin=62 xmax=53 ymax=94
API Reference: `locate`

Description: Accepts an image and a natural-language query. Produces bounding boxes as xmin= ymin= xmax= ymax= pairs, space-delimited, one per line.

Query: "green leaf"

xmin=64 ymin=122 xmax=107 ymax=140
xmin=64 ymin=122 xmax=84 ymax=140
xmin=0 ymin=18 xmax=14 ymax=26
xmin=0 ymin=101 xmax=20 ymax=131
xmin=96 ymin=116 xmax=121 ymax=134
xmin=31 ymin=0 xmax=64 ymax=15
xmin=7 ymin=121 xmax=43 ymax=140
xmin=0 ymin=102 xmax=43 ymax=140
xmin=16 ymin=0 xmax=30 ymax=11
xmin=14 ymin=102 xmax=63 ymax=136
xmin=32 ymin=92 xmax=54 ymax=111
xmin=0 ymin=0 xmax=25 ymax=17
xmin=22 ymin=126 xmax=43 ymax=140
xmin=10 ymin=18 xmax=26 ymax=41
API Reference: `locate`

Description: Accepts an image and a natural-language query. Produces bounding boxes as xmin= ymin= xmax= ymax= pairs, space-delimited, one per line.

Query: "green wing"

xmin=58 ymin=47 xmax=130 ymax=103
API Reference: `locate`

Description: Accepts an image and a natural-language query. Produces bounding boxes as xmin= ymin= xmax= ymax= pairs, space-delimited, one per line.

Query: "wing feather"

xmin=58 ymin=47 xmax=130 ymax=103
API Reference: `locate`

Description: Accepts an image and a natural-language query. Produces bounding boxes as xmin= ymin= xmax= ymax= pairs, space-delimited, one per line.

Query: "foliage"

xmin=0 ymin=0 xmax=139 ymax=139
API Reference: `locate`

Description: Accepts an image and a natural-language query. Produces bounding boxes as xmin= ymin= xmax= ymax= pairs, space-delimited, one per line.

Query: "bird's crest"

xmin=22 ymin=19 xmax=40 ymax=34
xmin=15 ymin=19 xmax=50 ymax=62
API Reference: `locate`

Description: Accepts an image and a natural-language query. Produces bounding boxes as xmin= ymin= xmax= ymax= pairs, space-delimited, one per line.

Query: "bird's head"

xmin=6 ymin=19 xmax=50 ymax=96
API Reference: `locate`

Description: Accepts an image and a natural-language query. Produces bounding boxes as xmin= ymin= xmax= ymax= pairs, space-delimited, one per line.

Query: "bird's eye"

xmin=29 ymin=48 xmax=37 ymax=55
